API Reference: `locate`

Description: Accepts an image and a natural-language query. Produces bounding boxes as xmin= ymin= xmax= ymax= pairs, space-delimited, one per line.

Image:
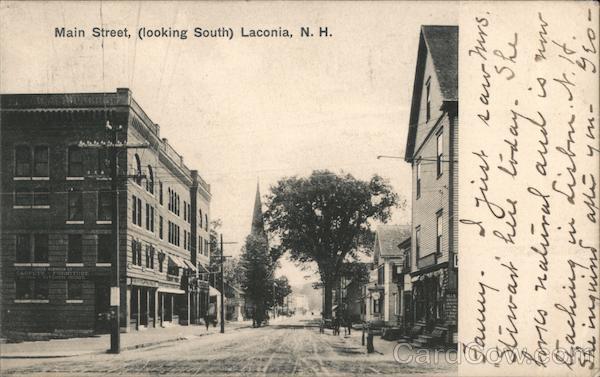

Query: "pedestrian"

xmin=204 ymin=314 xmax=210 ymax=331
xmin=346 ymin=317 xmax=352 ymax=336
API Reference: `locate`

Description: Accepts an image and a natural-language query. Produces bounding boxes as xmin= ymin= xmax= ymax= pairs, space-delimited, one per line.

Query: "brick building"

xmin=0 ymin=88 xmax=212 ymax=336
xmin=403 ymin=26 xmax=458 ymax=345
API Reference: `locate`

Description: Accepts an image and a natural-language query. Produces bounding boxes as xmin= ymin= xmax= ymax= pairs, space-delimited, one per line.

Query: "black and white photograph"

xmin=0 ymin=1 xmax=597 ymax=377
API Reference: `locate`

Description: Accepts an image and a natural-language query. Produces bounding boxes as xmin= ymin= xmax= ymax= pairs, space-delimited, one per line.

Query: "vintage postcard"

xmin=0 ymin=1 xmax=597 ymax=376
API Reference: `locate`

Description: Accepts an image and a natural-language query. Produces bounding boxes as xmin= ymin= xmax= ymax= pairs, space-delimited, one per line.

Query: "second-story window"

xmin=145 ymin=245 xmax=154 ymax=269
xmin=68 ymin=146 xmax=83 ymax=177
xmin=415 ymin=226 xmax=421 ymax=260
xmin=34 ymin=146 xmax=49 ymax=177
xmin=158 ymin=252 xmax=165 ymax=272
xmin=131 ymin=239 xmax=142 ymax=266
xmin=34 ymin=234 xmax=48 ymax=263
xmin=33 ymin=187 xmax=49 ymax=207
xmin=15 ymin=146 xmax=31 ymax=177
xmin=436 ymin=131 xmax=443 ymax=177
xmin=377 ymin=265 xmax=384 ymax=285
xmin=205 ymin=214 xmax=208 ymax=231
xmin=145 ymin=204 xmax=154 ymax=232
xmin=16 ymin=234 xmax=48 ymax=263
xmin=132 ymin=195 xmax=142 ymax=226
xmin=68 ymin=188 xmax=83 ymax=222
xmin=97 ymin=234 xmax=111 ymax=263
xmin=15 ymin=186 xmax=32 ymax=207
xmin=199 ymin=209 xmax=203 ymax=229
xmin=416 ymin=160 xmax=422 ymax=199
xmin=436 ymin=210 xmax=443 ymax=255
xmin=68 ymin=234 xmax=83 ymax=263
xmin=16 ymin=234 xmax=31 ymax=263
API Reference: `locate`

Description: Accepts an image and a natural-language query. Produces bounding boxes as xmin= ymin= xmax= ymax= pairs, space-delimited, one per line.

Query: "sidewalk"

xmin=0 ymin=321 xmax=251 ymax=359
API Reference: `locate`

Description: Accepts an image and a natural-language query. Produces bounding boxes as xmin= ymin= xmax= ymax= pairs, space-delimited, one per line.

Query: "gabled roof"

xmin=404 ymin=25 xmax=458 ymax=162
xmin=374 ymin=225 xmax=411 ymax=262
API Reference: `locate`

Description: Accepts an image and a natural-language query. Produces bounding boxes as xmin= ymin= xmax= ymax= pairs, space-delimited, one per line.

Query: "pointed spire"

xmin=251 ymin=181 xmax=266 ymax=238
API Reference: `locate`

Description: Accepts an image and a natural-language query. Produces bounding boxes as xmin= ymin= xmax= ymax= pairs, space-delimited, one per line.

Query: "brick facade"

xmin=1 ymin=89 xmax=212 ymax=336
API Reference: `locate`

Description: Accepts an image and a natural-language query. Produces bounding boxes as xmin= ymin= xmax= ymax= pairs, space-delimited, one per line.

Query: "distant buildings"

xmin=1 ymin=89 xmax=212 ymax=336
xmin=404 ymin=25 xmax=458 ymax=345
xmin=362 ymin=225 xmax=410 ymax=326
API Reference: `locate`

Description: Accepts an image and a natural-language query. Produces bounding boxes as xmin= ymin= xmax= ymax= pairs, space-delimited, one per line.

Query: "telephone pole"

xmin=216 ymin=236 xmax=236 ymax=334
xmin=220 ymin=234 xmax=225 ymax=334
xmin=79 ymin=121 xmax=148 ymax=354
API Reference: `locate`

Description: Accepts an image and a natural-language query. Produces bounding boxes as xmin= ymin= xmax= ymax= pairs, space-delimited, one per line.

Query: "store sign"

xmin=15 ymin=267 xmax=89 ymax=280
xmin=128 ymin=277 xmax=159 ymax=288
xmin=110 ymin=287 xmax=120 ymax=306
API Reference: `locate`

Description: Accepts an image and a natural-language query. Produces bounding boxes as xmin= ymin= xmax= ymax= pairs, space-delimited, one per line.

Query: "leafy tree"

xmin=223 ymin=257 xmax=243 ymax=288
xmin=239 ymin=234 xmax=274 ymax=327
xmin=264 ymin=170 xmax=400 ymax=318
xmin=273 ymin=276 xmax=293 ymax=308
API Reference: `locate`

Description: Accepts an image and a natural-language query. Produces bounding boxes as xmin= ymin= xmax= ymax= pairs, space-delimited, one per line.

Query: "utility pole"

xmin=215 ymin=236 xmax=236 ymax=334
xmin=79 ymin=121 xmax=148 ymax=354
xmin=109 ymin=124 xmax=120 ymax=354
xmin=220 ymin=234 xmax=225 ymax=334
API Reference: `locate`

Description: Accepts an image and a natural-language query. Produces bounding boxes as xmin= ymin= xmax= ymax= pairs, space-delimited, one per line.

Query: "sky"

xmin=0 ymin=1 xmax=458 ymax=288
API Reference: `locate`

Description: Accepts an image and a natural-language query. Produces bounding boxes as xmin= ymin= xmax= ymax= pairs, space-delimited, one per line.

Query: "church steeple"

xmin=251 ymin=181 xmax=266 ymax=238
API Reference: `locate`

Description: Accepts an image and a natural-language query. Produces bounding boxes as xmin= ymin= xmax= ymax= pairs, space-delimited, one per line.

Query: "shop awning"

xmin=209 ymin=286 xmax=221 ymax=296
xmin=197 ymin=263 xmax=210 ymax=273
xmin=157 ymin=287 xmax=185 ymax=294
xmin=183 ymin=259 xmax=197 ymax=272
xmin=168 ymin=255 xmax=186 ymax=268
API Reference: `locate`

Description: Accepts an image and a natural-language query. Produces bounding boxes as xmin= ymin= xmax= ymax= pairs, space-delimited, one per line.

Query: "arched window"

xmin=134 ymin=154 xmax=142 ymax=185
xmin=146 ymin=165 xmax=154 ymax=194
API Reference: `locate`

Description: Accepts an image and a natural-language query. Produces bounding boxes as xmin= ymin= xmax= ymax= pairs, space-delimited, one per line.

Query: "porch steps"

xmin=410 ymin=326 xmax=448 ymax=348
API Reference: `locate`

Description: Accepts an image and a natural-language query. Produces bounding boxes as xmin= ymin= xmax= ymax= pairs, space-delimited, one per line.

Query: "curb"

xmin=0 ymin=325 xmax=247 ymax=359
